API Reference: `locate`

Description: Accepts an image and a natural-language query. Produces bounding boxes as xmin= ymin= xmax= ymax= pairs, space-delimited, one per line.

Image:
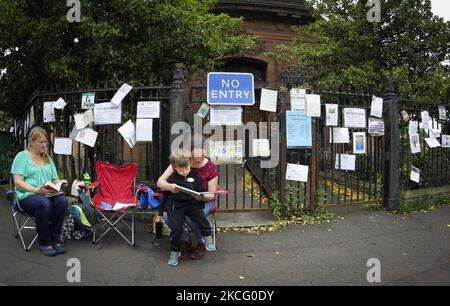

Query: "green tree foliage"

xmin=0 ymin=0 xmax=255 ymax=116
xmin=268 ymin=0 xmax=450 ymax=99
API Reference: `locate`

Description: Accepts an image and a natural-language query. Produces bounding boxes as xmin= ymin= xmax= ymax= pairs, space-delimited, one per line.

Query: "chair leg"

xmin=12 ymin=209 xmax=38 ymax=252
xmin=93 ymin=210 xmax=135 ymax=247
xmin=13 ymin=212 xmax=28 ymax=251
xmin=131 ymin=209 xmax=135 ymax=247
xmin=212 ymin=214 xmax=217 ymax=250
xmin=92 ymin=208 xmax=98 ymax=244
xmin=26 ymin=234 xmax=38 ymax=251
xmin=12 ymin=208 xmax=19 ymax=238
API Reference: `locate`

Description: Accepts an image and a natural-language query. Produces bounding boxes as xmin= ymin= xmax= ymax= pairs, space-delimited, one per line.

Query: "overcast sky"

xmin=430 ymin=0 xmax=450 ymax=21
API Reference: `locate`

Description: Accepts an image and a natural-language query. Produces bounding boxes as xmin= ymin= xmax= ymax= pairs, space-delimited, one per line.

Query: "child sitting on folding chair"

xmin=159 ymin=150 xmax=214 ymax=267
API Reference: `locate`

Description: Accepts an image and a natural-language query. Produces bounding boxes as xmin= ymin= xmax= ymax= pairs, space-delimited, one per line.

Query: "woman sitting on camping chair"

xmin=11 ymin=127 xmax=69 ymax=256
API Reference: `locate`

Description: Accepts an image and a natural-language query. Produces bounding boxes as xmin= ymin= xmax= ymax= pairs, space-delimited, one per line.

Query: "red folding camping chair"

xmin=79 ymin=161 xmax=143 ymax=247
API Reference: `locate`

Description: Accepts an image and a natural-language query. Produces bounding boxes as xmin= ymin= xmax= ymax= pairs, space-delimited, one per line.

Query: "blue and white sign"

xmin=207 ymin=72 xmax=255 ymax=106
xmin=286 ymin=110 xmax=312 ymax=148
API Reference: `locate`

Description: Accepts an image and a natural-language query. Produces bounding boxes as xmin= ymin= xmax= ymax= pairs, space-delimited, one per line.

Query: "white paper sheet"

xmin=306 ymin=94 xmax=321 ymax=117
xmin=74 ymin=109 xmax=94 ymax=130
xmin=425 ymin=137 xmax=441 ymax=148
xmin=325 ymin=104 xmax=338 ymax=126
xmin=442 ymin=135 xmax=450 ymax=148
xmin=136 ymin=119 xmax=153 ymax=142
xmin=29 ymin=106 xmax=35 ymax=127
xmin=344 ymin=108 xmax=366 ymax=128
xmin=75 ymin=128 xmax=98 ymax=147
xmin=438 ymin=105 xmax=447 ymax=121
xmin=113 ymin=202 xmax=135 ymax=211
xmin=94 ymin=102 xmax=122 ymax=125
xmin=286 ymin=163 xmax=309 ymax=182
xmin=137 ymin=101 xmax=160 ymax=119
xmin=335 ymin=154 xmax=356 ymax=171
xmin=43 ymin=102 xmax=56 ymax=123
xmin=368 ymin=118 xmax=384 ymax=136
xmin=353 ymin=132 xmax=366 ymax=154
xmin=330 ymin=127 xmax=350 ymax=144
xmin=260 ymin=88 xmax=278 ymax=113
xmin=54 ymin=97 xmax=67 ymax=110
xmin=54 ymin=138 xmax=73 ymax=155
xmin=290 ymin=88 xmax=306 ymax=111
xmin=118 ymin=120 xmax=136 ymax=149
xmin=196 ymin=103 xmax=210 ymax=118
xmin=111 ymin=83 xmax=133 ymax=106
xmin=370 ymin=96 xmax=383 ymax=118
xmin=409 ymin=133 xmax=421 ymax=154
xmin=410 ymin=166 xmax=420 ymax=183
xmin=421 ymin=111 xmax=430 ymax=130
xmin=250 ymin=139 xmax=270 ymax=157
xmin=408 ymin=120 xmax=418 ymax=135
xmin=81 ymin=92 xmax=95 ymax=109
xmin=429 ymin=129 xmax=441 ymax=139
xmin=210 ymin=106 xmax=243 ymax=126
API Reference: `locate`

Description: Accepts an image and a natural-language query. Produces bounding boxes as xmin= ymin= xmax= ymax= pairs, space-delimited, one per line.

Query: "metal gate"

xmin=187 ymin=86 xmax=276 ymax=212
xmin=315 ymin=91 xmax=384 ymax=206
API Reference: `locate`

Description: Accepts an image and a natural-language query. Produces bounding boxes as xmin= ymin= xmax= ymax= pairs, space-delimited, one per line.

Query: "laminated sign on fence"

xmin=209 ymin=140 xmax=244 ymax=165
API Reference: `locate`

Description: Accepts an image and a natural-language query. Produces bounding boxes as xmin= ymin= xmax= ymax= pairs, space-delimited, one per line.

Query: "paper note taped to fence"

xmin=442 ymin=135 xmax=450 ymax=148
xmin=43 ymin=102 xmax=56 ymax=123
xmin=75 ymin=128 xmax=98 ymax=147
xmin=290 ymin=88 xmax=306 ymax=111
xmin=368 ymin=118 xmax=384 ymax=136
xmin=54 ymin=138 xmax=72 ymax=155
xmin=410 ymin=133 xmax=421 ymax=154
xmin=410 ymin=166 xmax=420 ymax=183
xmin=344 ymin=108 xmax=366 ymax=128
xmin=335 ymin=154 xmax=356 ymax=171
xmin=137 ymin=101 xmax=160 ymax=119
xmin=118 ymin=120 xmax=136 ymax=149
xmin=111 ymin=83 xmax=133 ymax=106
xmin=251 ymin=139 xmax=270 ymax=157
xmin=325 ymin=104 xmax=338 ymax=126
xmin=286 ymin=163 xmax=309 ymax=182
xmin=94 ymin=102 xmax=122 ymax=125
xmin=209 ymin=140 xmax=244 ymax=165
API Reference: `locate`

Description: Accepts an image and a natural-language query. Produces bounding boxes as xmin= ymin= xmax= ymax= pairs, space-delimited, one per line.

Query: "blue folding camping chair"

xmin=5 ymin=170 xmax=38 ymax=251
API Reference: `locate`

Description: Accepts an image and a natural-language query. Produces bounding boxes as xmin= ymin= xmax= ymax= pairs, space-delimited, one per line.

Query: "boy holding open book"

xmin=159 ymin=150 xmax=214 ymax=266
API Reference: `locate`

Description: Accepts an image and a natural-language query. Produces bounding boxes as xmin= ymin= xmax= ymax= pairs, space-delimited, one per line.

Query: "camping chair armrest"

xmin=216 ymin=185 xmax=229 ymax=196
xmin=133 ymin=184 xmax=148 ymax=193
xmin=78 ymin=181 xmax=99 ymax=191
xmin=133 ymin=183 xmax=148 ymax=204
xmin=77 ymin=181 xmax=100 ymax=205
xmin=5 ymin=189 xmax=16 ymax=202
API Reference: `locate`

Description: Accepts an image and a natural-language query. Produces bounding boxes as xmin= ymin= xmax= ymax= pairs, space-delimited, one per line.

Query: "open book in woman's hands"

xmin=44 ymin=180 xmax=68 ymax=192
